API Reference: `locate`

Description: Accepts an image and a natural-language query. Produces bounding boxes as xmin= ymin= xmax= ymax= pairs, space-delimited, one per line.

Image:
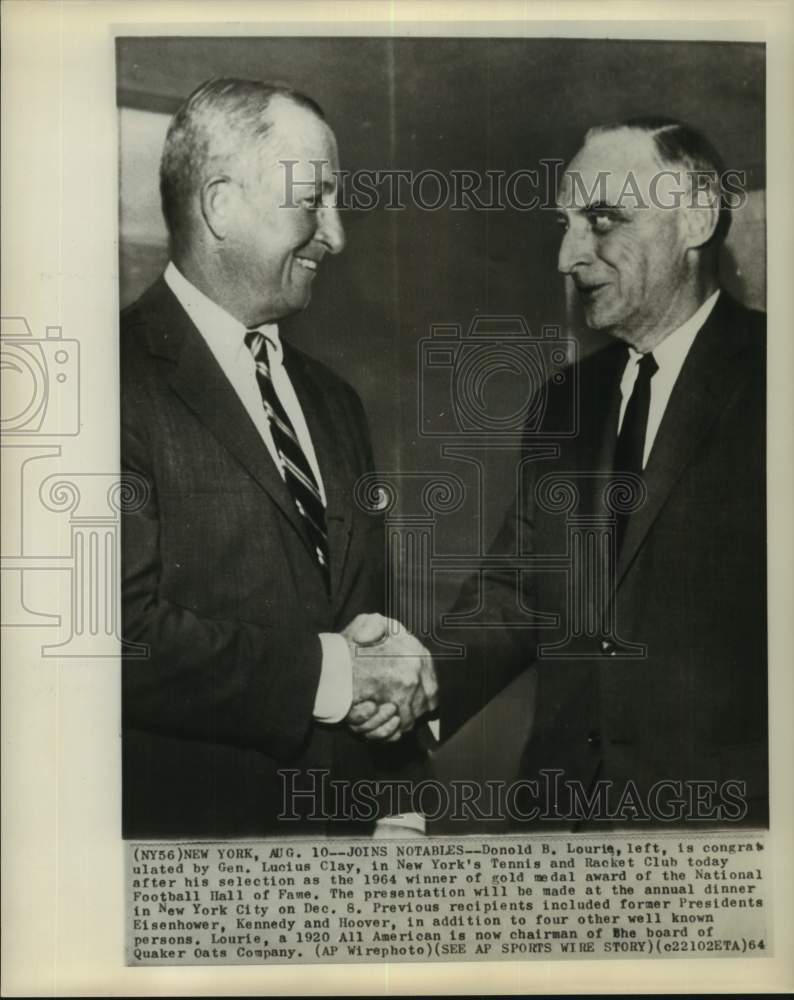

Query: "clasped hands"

xmin=342 ymin=613 xmax=437 ymax=742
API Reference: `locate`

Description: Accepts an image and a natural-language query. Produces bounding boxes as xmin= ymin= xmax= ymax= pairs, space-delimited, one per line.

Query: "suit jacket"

xmin=437 ymin=293 xmax=767 ymax=828
xmin=120 ymin=277 xmax=386 ymax=838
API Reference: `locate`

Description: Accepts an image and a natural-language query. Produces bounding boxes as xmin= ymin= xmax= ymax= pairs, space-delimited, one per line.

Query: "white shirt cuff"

xmin=314 ymin=633 xmax=353 ymax=723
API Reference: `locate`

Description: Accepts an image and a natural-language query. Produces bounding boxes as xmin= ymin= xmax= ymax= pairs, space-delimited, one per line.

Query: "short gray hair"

xmin=585 ymin=116 xmax=732 ymax=247
xmin=160 ymin=77 xmax=325 ymax=251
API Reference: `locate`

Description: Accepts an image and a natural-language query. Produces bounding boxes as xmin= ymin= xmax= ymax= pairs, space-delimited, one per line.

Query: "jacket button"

xmin=600 ymin=638 xmax=616 ymax=656
xmin=587 ymin=731 xmax=602 ymax=748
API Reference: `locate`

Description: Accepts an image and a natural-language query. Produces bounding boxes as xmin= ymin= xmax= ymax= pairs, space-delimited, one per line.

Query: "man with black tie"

xmin=365 ymin=118 xmax=766 ymax=829
xmin=120 ymin=78 xmax=435 ymax=838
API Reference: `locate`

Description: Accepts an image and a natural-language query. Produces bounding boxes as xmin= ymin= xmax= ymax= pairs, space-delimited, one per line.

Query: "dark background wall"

xmin=117 ymin=37 xmax=765 ymax=805
xmin=118 ymin=35 xmax=765 ymax=516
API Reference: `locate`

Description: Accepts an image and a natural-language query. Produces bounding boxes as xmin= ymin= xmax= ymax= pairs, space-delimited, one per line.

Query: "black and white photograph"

xmin=119 ymin=34 xmax=767 ymax=838
xmin=2 ymin=1 xmax=793 ymax=995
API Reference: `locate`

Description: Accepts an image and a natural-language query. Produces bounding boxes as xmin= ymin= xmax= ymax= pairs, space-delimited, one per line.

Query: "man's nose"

xmin=557 ymin=220 xmax=594 ymax=274
xmin=317 ymin=204 xmax=346 ymax=255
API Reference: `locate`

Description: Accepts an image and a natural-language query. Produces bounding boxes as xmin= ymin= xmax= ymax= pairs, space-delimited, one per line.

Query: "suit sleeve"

xmin=121 ymin=412 xmax=323 ymax=763
xmin=433 ymin=435 xmax=542 ymax=740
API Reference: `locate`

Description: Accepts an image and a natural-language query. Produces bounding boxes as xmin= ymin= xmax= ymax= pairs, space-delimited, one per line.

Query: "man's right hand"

xmin=342 ymin=614 xmax=437 ymax=741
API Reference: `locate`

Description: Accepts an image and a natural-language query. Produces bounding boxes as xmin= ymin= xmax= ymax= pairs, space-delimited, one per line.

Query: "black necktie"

xmin=245 ymin=329 xmax=330 ymax=590
xmin=614 ymin=350 xmax=659 ymax=475
xmin=613 ymin=350 xmax=658 ymax=551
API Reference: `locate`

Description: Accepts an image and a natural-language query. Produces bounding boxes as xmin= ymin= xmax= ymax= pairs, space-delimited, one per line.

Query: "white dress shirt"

xmin=164 ymin=262 xmax=352 ymax=723
xmin=618 ymin=290 xmax=720 ymax=469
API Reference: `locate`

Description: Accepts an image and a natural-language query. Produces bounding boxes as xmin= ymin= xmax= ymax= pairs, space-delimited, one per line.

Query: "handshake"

xmin=342 ymin=614 xmax=438 ymax=743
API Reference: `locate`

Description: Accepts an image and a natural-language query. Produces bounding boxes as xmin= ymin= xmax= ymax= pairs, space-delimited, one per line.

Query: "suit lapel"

xmin=138 ymin=279 xmax=314 ymax=553
xmin=545 ymin=342 xmax=624 ymax=535
xmin=283 ymin=346 xmax=354 ymax=597
xmin=555 ymin=342 xmax=626 ymax=635
xmin=614 ymin=295 xmax=755 ymax=589
xmin=575 ymin=342 xmax=628 ymax=511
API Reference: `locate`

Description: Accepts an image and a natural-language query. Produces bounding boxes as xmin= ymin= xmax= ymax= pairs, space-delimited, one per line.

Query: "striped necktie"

xmin=245 ymin=329 xmax=330 ymax=590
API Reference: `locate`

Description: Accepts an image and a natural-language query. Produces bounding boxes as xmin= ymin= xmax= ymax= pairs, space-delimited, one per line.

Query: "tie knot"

xmin=637 ymin=351 xmax=658 ymax=379
xmin=245 ymin=329 xmax=268 ymax=363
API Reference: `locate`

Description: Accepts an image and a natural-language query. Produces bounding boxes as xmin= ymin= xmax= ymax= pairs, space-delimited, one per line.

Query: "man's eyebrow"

xmin=554 ymin=198 xmax=626 ymax=214
xmin=582 ymin=199 xmax=623 ymax=212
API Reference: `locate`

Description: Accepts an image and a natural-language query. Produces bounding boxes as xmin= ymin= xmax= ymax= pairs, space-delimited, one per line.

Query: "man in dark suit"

xmin=121 ymin=78 xmax=435 ymax=838
xmin=414 ymin=118 xmax=766 ymax=828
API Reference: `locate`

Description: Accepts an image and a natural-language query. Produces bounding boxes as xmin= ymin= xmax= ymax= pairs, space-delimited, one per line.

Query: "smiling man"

xmin=429 ymin=117 xmax=767 ymax=829
xmin=120 ymin=79 xmax=434 ymax=837
xmin=555 ymin=122 xmax=725 ymax=350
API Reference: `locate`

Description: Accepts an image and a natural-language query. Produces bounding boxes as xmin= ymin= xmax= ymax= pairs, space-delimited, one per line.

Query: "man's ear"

xmin=683 ymin=180 xmax=720 ymax=250
xmin=199 ymin=175 xmax=235 ymax=240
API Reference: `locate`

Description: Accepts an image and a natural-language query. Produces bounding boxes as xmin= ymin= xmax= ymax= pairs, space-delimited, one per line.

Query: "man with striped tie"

xmin=120 ymin=78 xmax=435 ymax=838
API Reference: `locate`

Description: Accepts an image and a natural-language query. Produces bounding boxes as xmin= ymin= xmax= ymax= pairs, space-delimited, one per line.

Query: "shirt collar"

xmin=246 ymin=322 xmax=283 ymax=366
xmin=164 ymin=261 xmax=282 ymax=366
xmin=627 ymin=289 xmax=721 ymax=368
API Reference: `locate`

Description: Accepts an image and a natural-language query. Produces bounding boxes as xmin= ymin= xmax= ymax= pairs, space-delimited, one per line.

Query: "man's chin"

xmin=582 ymin=301 xmax=624 ymax=335
xmin=582 ymin=306 xmax=610 ymax=331
xmin=270 ymin=292 xmax=312 ymax=322
xmin=577 ymin=287 xmax=624 ymax=333
xmin=292 ymin=286 xmax=313 ymax=311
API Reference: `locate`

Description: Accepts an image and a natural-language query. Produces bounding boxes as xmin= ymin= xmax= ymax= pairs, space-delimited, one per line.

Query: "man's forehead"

xmin=557 ymin=129 xmax=661 ymax=208
xmin=265 ymin=96 xmax=337 ymax=163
